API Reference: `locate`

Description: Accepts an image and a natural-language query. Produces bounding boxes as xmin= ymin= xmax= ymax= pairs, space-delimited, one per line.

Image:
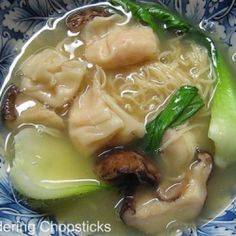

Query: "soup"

xmin=1 ymin=1 xmax=236 ymax=235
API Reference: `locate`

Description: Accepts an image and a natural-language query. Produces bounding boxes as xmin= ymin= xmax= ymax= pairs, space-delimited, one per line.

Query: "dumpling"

xmin=68 ymin=86 xmax=123 ymax=153
xmin=81 ymin=16 xmax=159 ymax=69
xmin=160 ymin=128 xmax=197 ymax=178
xmin=7 ymin=94 xmax=64 ymax=129
xmin=80 ymin=14 xmax=123 ymax=44
xmin=68 ymin=86 xmax=145 ymax=153
xmin=104 ymin=93 xmax=145 ymax=145
xmin=20 ymin=48 xmax=87 ymax=108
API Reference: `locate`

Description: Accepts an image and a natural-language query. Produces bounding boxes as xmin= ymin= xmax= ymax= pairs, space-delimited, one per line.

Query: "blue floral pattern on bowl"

xmin=0 ymin=0 xmax=236 ymax=235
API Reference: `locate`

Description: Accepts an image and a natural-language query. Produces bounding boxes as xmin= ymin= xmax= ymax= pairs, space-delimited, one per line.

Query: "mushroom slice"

xmin=96 ymin=151 xmax=160 ymax=185
xmin=66 ymin=8 xmax=111 ymax=33
xmin=121 ymin=152 xmax=213 ymax=235
xmin=1 ymin=84 xmax=20 ymax=121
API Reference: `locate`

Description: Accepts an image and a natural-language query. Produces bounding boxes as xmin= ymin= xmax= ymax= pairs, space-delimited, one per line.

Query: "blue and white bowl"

xmin=0 ymin=0 xmax=236 ymax=235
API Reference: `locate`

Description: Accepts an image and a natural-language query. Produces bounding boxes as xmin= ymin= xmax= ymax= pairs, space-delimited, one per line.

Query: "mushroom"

xmin=121 ymin=151 xmax=213 ymax=235
xmin=96 ymin=150 xmax=160 ymax=185
xmin=66 ymin=8 xmax=111 ymax=33
xmin=1 ymin=84 xmax=20 ymax=121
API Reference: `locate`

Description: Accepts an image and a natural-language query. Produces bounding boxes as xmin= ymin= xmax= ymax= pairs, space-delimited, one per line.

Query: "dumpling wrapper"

xmin=80 ymin=14 xmax=123 ymax=44
xmin=68 ymin=86 xmax=145 ymax=154
xmin=104 ymin=93 xmax=145 ymax=145
xmin=81 ymin=15 xmax=159 ymax=69
xmin=20 ymin=48 xmax=87 ymax=108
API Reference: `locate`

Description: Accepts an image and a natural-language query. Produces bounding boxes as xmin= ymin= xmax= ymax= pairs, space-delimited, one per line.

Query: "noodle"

xmin=93 ymin=38 xmax=216 ymax=122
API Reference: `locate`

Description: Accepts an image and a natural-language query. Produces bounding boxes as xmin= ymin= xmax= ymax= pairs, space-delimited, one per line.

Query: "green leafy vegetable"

xmin=146 ymin=86 xmax=204 ymax=154
xmin=170 ymin=94 xmax=204 ymax=127
xmin=141 ymin=4 xmax=190 ymax=33
xmin=112 ymin=0 xmax=236 ymax=167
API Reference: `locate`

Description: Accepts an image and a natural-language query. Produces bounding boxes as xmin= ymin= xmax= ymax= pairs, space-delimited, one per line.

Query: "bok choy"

xmin=146 ymin=86 xmax=204 ymax=155
xmin=11 ymin=127 xmax=109 ymax=200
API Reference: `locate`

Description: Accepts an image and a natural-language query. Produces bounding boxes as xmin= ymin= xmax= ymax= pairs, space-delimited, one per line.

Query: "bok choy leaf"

xmin=146 ymin=86 xmax=204 ymax=155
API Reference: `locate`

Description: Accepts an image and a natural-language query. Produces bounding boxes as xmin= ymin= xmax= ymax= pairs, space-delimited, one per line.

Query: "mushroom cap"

xmin=1 ymin=84 xmax=20 ymax=121
xmin=66 ymin=8 xmax=111 ymax=33
xmin=96 ymin=150 xmax=160 ymax=185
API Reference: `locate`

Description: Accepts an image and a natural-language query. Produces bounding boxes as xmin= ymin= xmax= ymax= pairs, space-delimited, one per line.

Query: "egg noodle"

xmin=93 ymin=38 xmax=216 ymax=123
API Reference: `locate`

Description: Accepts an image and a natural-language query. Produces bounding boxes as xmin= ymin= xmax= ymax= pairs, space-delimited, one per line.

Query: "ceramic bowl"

xmin=0 ymin=0 xmax=236 ymax=235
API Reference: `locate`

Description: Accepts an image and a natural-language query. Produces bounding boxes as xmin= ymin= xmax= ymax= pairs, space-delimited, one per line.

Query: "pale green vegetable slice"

xmin=209 ymin=54 xmax=236 ymax=167
xmin=10 ymin=127 xmax=108 ymax=199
